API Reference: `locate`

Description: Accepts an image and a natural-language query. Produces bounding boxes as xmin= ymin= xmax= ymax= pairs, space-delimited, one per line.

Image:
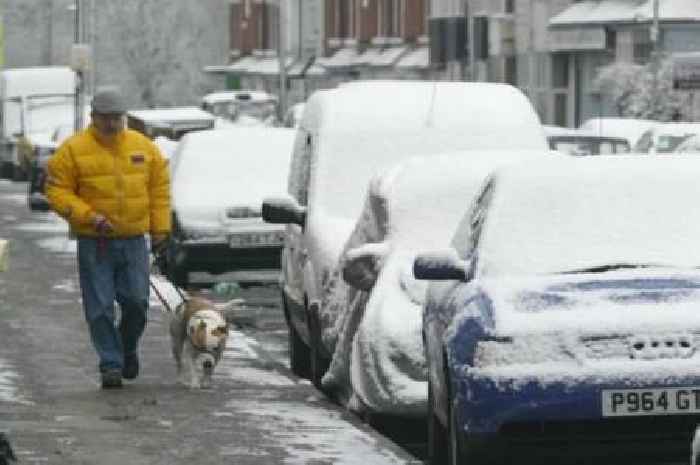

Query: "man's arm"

xmin=45 ymin=143 xmax=97 ymax=227
xmin=148 ymin=144 xmax=171 ymax=241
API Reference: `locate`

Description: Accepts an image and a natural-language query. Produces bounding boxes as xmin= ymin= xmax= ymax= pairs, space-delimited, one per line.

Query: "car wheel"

xmin=11 ymin=165 xmax=26 ymax=182
xmin=428 ymin=380 xmax=448 ymax=465
xmin=284 ymin=296 xmax=311 ymax=379
xmin=446 ymin=368 xmax=466 ymax=465
xmin=308 ymin=305 xmax=331 ymax=393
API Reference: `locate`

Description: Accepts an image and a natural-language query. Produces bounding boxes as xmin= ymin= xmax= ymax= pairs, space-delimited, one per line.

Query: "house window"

xmin=379 ymin=0 xmax=401 ymax=37
xmin=336 ymin=0 xmax=354 ymax=38
xmin=505 ymin=0 xmax=515 ymax=13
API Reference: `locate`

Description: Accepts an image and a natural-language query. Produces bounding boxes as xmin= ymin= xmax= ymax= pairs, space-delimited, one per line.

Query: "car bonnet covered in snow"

xmin=172 ymin=127 xmax=295 ymax=235
xmin=321 ymin=150 xmax=552 ymax=415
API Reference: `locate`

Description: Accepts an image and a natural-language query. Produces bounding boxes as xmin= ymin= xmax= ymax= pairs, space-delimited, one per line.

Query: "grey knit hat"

xmin=91 ymin=86 xmax=126 ymax=114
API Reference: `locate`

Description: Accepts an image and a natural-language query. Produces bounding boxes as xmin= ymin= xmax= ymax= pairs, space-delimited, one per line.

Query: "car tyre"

xmin=308 ymin=304 xmax=331 ymax=394
xmin=284 ymin=296 xmax=311 ymax=379
xmin=428 ymin=380 xmax=448 ymax=465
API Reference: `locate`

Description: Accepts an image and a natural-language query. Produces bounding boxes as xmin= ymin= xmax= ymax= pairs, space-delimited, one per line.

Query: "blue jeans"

xmin=77 ymin=236 xmax=149 ymax=373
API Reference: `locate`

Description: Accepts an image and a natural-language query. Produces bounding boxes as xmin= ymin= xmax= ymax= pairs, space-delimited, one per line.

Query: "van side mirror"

xmin=342 ymin=244 xmax=387 ymax=291
xmin=262 ymin=196 xmax=306 ymax=227
xmin=413 ymin=250 xmax=471 ymax=281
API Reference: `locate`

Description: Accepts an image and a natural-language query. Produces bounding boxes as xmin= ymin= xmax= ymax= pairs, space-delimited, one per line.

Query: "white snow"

xmin=478 ymin=156 xmax=700 ymax=277
xmin=127 ymin=107 xmax=215 ymax=124
xmin=0 ymin=358 xmax=33 ymax=405
xmin=320 ymin=151 xmax=553 ymax=415
xmin=301 ymin=81 xmax=548 ymax=313
xmin=424 ymin=155 xmax=700 ymax=390
xmin=579 ymin=117 xmax=656 ymax=146
xmin=551 ymin=0 xmax=700 ymax=25
xmin=171 ymin=127 xmax=295 ymax=235
xmin=223 ymin=399 xmax=412 ymax=464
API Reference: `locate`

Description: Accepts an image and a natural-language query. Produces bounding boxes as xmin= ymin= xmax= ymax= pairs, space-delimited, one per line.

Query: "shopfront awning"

xmin=355 ymin=46 xmax=409 ymax=67
xmin=395 ymin=46 xmax=430 ymax=70
xmin=316 ymin=47 xmax=364 ymax=69
xmin=550 ymin=0 xmax=700 ymax=26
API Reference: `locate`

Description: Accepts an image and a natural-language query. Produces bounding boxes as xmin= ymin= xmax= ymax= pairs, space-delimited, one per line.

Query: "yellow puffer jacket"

xmin=46 ymin=125 xmax=171 ymax=237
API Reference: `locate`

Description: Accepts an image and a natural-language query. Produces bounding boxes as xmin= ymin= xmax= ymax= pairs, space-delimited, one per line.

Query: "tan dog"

xmin=169 ymin=295 xmax=234 ymax=389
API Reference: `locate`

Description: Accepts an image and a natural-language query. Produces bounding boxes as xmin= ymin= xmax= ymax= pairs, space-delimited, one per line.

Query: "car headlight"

xmin=228 ymin=231 xmax=284 ymax=248
xmin=474 ymin=335 xmax=578 ymax=367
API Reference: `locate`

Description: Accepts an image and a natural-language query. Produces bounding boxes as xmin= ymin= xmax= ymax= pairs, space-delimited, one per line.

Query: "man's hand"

xmin=151 ymin=234 xmax=169 ymax=256
xmin=92 ymin=213 xmax=113 ymax=235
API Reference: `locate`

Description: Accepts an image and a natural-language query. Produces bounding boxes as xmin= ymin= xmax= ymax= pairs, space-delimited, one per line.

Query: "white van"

xmin=262 ymin=81 xmax=548 ymax=379
xmin=0 ymin=66 xmax=76 ymax=180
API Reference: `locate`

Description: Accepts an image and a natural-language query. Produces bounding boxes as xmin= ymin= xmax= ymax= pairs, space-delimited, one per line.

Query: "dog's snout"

xmin=203 ymin=360 xmax=213 ymax=369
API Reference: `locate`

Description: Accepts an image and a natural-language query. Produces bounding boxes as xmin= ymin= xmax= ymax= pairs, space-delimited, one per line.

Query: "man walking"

xmin=46 ymin=87 xmax=170 ymax=389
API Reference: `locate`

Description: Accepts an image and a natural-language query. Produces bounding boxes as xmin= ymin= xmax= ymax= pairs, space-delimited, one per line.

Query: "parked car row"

xmin=259 ymin=82 xmax=700 ymax=464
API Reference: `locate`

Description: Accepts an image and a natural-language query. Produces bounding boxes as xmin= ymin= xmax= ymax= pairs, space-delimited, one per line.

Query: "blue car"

xmin=414 ymin=156 xmax=700 ymax=464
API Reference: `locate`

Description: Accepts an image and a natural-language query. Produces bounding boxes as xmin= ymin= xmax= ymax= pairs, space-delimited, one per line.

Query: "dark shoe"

xmin=122 ymin=354 xmax=139 ymax=380
xmin=101 ymin=369 xmax=123 ymax=389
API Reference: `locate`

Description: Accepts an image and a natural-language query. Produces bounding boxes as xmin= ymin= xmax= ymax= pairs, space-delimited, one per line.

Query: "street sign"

xmin=673 ymin=53 xmax=700 ymax=90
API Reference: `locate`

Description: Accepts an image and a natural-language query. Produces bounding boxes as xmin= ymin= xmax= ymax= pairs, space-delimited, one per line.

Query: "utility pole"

xmin=650 ymin=0 xmax=661 ymax=116
xmin=278 ymin=0 xmax=288 ymax=121
xmin=70 ymin=0 xmax=90 ymax=132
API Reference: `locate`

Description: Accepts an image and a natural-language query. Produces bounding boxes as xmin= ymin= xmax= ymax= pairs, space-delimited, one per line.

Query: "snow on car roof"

xmin=477 ymin=155 xmax=700 ymax=277
xmin=171 ymin=127 xmax=295 ymax=232
xmin=579 ymin=117 xmax=656 ymax=146
xmin=304 ymin=81 xmax=548 ymax=220
xmin=127 ymin=107 xmax=215 ymax=123
xmin=1 ymin=67 xmax=75 ymax=98
xmin=371 ymin=150 xmax=554 ymax=249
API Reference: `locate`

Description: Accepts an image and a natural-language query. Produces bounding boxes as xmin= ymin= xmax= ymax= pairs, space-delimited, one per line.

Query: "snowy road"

xmin=0 ymin=179 xmax=423 ymax=464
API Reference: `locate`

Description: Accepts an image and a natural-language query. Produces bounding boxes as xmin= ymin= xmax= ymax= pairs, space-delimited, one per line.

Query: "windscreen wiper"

xmin=560 ymin=263 xmax=658 ymax=274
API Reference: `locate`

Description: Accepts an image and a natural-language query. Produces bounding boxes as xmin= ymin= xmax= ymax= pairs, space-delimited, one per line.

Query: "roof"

xmin=550 ymin=0 xmax=700 ymax=26
xmin=127 ymin=107 xmax=215 ymax=123
xmin=1 ymin=66 xmax=75 ymax=98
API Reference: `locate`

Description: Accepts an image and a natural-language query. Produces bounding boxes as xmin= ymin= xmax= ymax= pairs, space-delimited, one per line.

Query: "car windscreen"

xmin=476 ymin=160 xmax=700 ymax=276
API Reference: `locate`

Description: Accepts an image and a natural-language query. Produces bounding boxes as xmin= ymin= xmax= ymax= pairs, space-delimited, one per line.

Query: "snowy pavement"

xmin=0 ymin=179 xmax=422 ymax=464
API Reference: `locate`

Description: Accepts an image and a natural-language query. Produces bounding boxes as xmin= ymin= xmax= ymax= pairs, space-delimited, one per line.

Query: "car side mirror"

xmin=262 ymin=196 xmax=306 ymax=227
xmin=413 ymin=250 xmax=471 ymax=281
xmin=342 ymin=244 xmax=387 ymax=291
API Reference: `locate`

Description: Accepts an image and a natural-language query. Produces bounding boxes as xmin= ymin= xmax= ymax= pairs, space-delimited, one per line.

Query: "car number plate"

xmin=602 ymin=387 xmax=700 ymax=416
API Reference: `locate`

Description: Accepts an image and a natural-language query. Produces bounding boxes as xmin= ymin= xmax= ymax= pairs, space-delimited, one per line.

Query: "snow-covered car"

xmin=163 ymin=127 xmax=295 ymax=287
xmin=544 ymin=125 xmax=630 ymax=156
xmin=200 ymin=90 xmax=278 ymax=127
xmin=633 ymin=122 xmax=700 ymax=154
xmin=320 ymin=150 xmax=553 ymax=417
xmin=579 ymin=117 xmax=656 ymax=148
xmin=414 ymin=155 xmax=700 ymax=464
xmin=262 ymin=81 xmax=548 ymax=384
xmin=127 ymin=107 xmax=216 ymax=141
